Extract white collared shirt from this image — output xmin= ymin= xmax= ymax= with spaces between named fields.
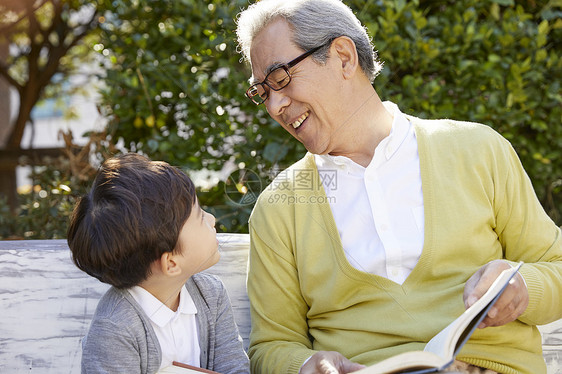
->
xmin=128 ymin=284 xmax=200 ymax=369
xmin=315 ymin=101 xmax=424 ymax=284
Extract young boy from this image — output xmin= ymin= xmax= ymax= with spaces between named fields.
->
xmin=67 ymin=153 xmax=249 ymax=374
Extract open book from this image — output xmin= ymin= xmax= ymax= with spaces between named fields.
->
xmin=354 ymin=262 xmax=523 ymax=374
xmin=158 ymin=361 xmax=220 ymax=374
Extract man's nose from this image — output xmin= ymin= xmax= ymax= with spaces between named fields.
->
xmin=265 ymin=89 xmax=290 ymax=117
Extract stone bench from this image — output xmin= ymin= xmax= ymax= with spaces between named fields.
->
xmin=1 ymin=236 xmax=561 ymax=373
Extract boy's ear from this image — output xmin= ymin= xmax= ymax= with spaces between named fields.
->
xmin=159 ymin=251 xmax=182 ymax=276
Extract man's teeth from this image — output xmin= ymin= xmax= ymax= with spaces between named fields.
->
xmin=291 ymin=113 xmax=309 ymax=129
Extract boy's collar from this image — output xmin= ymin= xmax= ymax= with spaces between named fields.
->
xmin=128 ymin=284 xmax=197 ymax=327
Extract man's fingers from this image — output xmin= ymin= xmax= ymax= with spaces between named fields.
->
xmin=318 ymin=358 xmax=339 ymax=374
xmin=465 ymin=262 xmax=529 ymax=328
xmin=463 ymin=266 xmax=487 ymax=308
xmin=468 ymin=266 xmax=500 ymax=302
xmin=301 ymin=351 xmax=364 ymax=374
xmin=483 ymin=279 xmax=528 ymax=327
xmin=345 ymin=362 xmax=367 ymax=373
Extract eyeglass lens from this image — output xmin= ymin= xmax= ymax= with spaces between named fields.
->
xmin=247 ymin=67 xmax=291 ymax=104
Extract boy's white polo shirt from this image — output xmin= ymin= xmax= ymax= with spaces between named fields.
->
xmin=129 ymin=284 xmax=200 ymax=369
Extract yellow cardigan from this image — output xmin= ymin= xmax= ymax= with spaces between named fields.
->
xmin=248 ymin=116 xmax=562 ymax=374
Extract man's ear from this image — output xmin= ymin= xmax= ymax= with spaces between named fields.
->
xmin=159 ymin=251 xmax=182 ymax=276
xmin=331 ymin=36 xmax=359 ymax=80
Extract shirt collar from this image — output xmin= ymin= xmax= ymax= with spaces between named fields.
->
xmin=315 ymin=152 xmax=364 ymax=175
xmin=380 ymin=101 xmax=411 ymax=162
xmin=315 ymin=101 xmax=411 ymax=172
xmin=128 ymin=284 xmax=198 ymax=327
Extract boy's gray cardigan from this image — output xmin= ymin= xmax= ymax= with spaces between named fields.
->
xmin=81 ymin=272 xmax=250 ymax=374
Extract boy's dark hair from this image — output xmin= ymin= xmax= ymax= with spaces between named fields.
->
xmin=67 ymin=153 xmax=196 ymax=289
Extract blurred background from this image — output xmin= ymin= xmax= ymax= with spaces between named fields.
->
xmin=0 ymin=0 xmax=560 ymax=239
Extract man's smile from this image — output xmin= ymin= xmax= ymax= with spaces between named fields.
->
xmin=288 ymin=111 xmax=310 ymax=129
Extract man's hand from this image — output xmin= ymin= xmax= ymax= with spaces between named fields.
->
xmin=463 ymin=260 xmax=528 ymax=328
xmin=300 ymin=351 xmax=365 ymax=374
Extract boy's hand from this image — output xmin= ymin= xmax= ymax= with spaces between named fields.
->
xmin=300 ymin=351 xmax=365 ymax=374
xmin=463 ymin=260 xmax=528 ymax=328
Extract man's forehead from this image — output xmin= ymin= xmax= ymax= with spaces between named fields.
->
xmin=248 ymin=18 xmax=295 ymax=82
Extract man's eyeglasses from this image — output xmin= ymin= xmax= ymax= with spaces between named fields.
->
xmin=245 ymin=40 xmax=332 ymax=105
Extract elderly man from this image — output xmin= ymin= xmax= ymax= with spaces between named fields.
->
xmin=235 ymin=1 xmax=562 ymax=373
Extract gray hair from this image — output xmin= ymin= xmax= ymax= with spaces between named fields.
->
xmin=236 ymin=0 xmax=383 ymax=82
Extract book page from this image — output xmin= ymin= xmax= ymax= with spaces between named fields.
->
xmin=423 ymin=262 xmax=523 ymax=361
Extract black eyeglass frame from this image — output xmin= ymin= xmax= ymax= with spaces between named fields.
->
xmin=245 ymin=40 xmax=332 ymax=105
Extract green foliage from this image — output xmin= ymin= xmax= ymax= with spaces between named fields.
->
xmin=4 ymin=0 xmax=559 ymax=239
xmin=0 ymin=0 xmax=104 ymax=139
xmin=97 ymin=0 xmax=561 ymax=232
xmin=0 ymin=0 xmax=101 ymax=83
xmin=0 ymin=157 xmax=90 ymax=240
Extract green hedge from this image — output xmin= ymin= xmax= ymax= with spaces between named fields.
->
xmin=2 ymin=0 xmax=560 ymax=238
